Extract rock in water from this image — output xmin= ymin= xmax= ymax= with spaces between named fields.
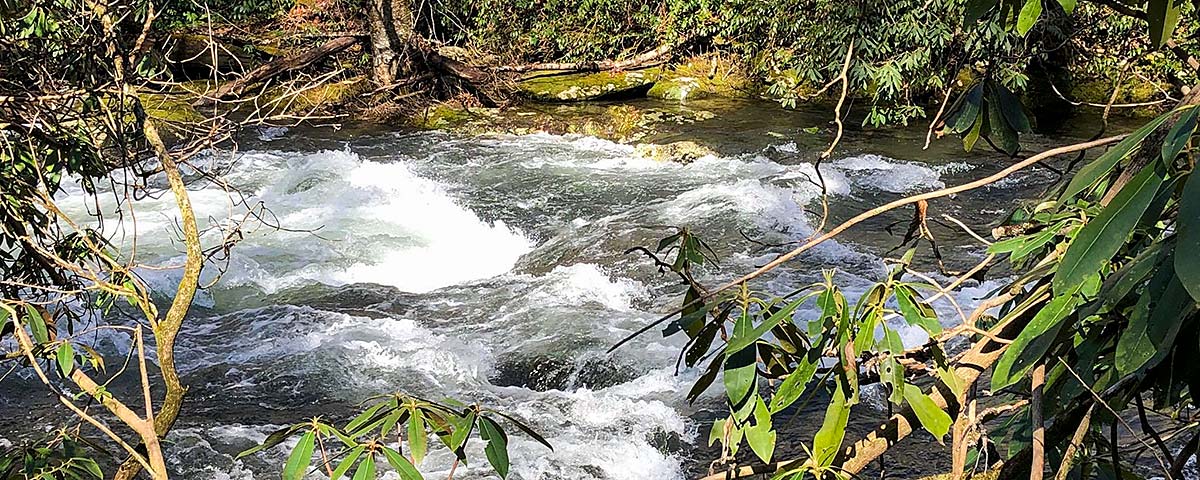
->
xmin=634 ymin=141 xmax=715 ymax=164
xmin=518 ymin=68 xmax=661 ymax=102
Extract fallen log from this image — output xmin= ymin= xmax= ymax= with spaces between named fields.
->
xmin=194 ymin=36 xmax=358 ymax=107
xmin=493 ymin=39 xmax=684 ymax=73
xmin=409 ymin=36 xmax=499 ymax=107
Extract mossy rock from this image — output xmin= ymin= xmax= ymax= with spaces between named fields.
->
xmin=915 ymin=471 xmax=998 ymax=480
xmin=410 ymin=102 xmax=493 ymax=129
xmin=289 ymin=78 xmax=370 ymax=112
xmin=648 ymin=76 xmax=703 ymax=101
xmin=633 ymin=140 xmax=715 ymax=164
xmin=1068 ymin=76 xmax=1172 ymax=117
xmin=648 ymin=56 xmax=753 ymax=101
xmin=261 ymin=77 xmax=370 ymax=115
xmin=137 ymin=92 xmax=204 ymax=124
xmin=518 ymin=68 xmax=662 ymax=102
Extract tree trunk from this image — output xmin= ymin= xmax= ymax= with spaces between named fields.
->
xmin=366 ymin=0 xmax=414 ymax=86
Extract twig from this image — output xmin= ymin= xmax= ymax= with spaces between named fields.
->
xmin=1055 ymin=403 xmax=1095 ymax=480
xmin=1031 ymin=363 xmax=1046 ymax=480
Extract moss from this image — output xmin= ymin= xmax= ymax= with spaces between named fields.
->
xmin=1069 ymin=76 xmax=1172 ymax=117
xmin=260 ymin=77 xmax=370 ymax=115
xmin=649 ymin=56 xmax=753 ymax=101
xmin=289 ymin=78 xmax=369 ymax=111
xmin=915 ymin=471 xmax=998 ymax=480
xmin=518 ymin=68 xmax=662 ymax=102
xmin=633 ymin=140 xmax=715 ymax=163
xmin=136 ymin=93 xmax=204 ymax=123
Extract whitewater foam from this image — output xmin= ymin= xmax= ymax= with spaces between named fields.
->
xmin=829 ymin=154 xmax=946 ymax=194
xmin=58 ymin=148 xmax=533 ymax=295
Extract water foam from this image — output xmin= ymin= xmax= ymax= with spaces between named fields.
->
xmin=59 ymin=148 xmax=533 ymax=295
xmin=829 ymin=154 xmax=945 ymax=194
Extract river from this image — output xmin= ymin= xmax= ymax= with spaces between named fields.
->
xmin=2 ymin=98 xmax=1129 ymax=479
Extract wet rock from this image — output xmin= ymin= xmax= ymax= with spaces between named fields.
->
xmin=646 ymin=427 xmax=686 ymax=454
xmin=634 ymin=140 xmax=715 ymax=164
xmin=648 ymin=56 xmax=753 ymax=101
xmin=518 ymin=68 xmax=662 ymax=102
xmin=648 ymin=75 xmax=702 ymax=101
xmin=490 ymin=354 xmax=638 ymax=391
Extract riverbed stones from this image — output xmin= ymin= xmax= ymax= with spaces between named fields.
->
xmin=634 ymin=140 xmax=715 ymax=164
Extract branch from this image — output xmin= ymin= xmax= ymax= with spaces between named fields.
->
xmin=610 ymin=135 xmax=1126 ymax=353
xmin=112 ymin=103 xmax=206 ymax=480
xmin=194 ymin=36 xmax=359 ymax=106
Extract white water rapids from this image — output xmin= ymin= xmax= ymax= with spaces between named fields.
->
xmin=8 ymin=119 xmax=1056 ymax=479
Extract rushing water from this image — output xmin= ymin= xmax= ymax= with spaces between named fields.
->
xmin=1 ymin=99 xmax=1127 ymax=479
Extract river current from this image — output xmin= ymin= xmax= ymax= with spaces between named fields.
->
xmin=2 ymin=99 xmax=1122 ymax=479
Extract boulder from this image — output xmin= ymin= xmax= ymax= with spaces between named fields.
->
xmin=634 ymin=140 xmax=715 ymax=164
xmin=517 ymin=68 xmax=662 ymax=102
xmin=647 ymin=56 xmax=753 ymax=101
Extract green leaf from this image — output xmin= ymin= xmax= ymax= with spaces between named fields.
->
xmin=1054 ymin=163 xmax=1167 ymax=293
xmin=991 ymin=291 xmax=1081 ymax=391
xmin=993 ymin=82 xmax=1032 ymax=133
xmin=25 ymin=305 xmax=48 ymax=344
xmin=1089 ymin=241 xmax=1167 ymax=315
xmin=382 ymin=446 xmax=423 ymax=480
xmin=236 ymin=425 xmax=297 ymax=460
xmin=963 ymin=111 xmax=985 ymax=152
xmin=1116 ymin=268 xmax=1197 ymax=375
xmin=1061 ymin=112 xmax=1172 ymax=201
xmin=56 ymin=343 xmax=74 ymax=376
xmin=745 ymin=397 xmax=776 ymax=463
xmin=724 ymin=311 xmax=757 ymax=407
xmin=407 ymin=409 xmax=426 ymax=466
xmin=448 ymin=412 xmax=475 ymax=452
xmin=1163 ymin=107 xmax=1198 ymax=163
xmin=709 ymin=418 xmax=726 ymax=446
xmin=330 ymin=446 xmax=365 ymax=480
xmin=811 ymin=382 xmax=851 ymax=467
xmin=727 ymin=295 xmax=808 ymax=354
xmin=282 ymin=431 xmax=316 ymax=480
xmin=1016 ymin=0 xmax=1042 ymax=35
xmin=948 ymin=83 xmax=984 ymax=134
xmin=478 ymin=418 xmax=510 ymax=478
xmin=1177 ymin=172 xmax=1200 ymax=302
xmin=656 ymin=232 xmax=681 ymax=253
xmin=895 ymin=285 xmax=941 ymax=335
xmin=769 ymin=354 xmax=818 ymax=413
xmin=1007 ymin=225 xmax=1061 ymax=264
xmin=1146 ymin=0 xmax=1182 ymax=48
xmin=489 ymin=412 xmax=552 ymax=451
xmin=1057 ymin=0 xmax=1076 ymax=13
xmin=351 ymin=453 xmax=375 ymax=480
xmin=903 ymin=384 xmax=952 ymax=441
xmin=986 ymin=89 xmax=1020 ymax=156
xmin=77 ymin=458 xmax=102 ymax=479
xmin=345 ymin=402 xmax=387 ymax=435
xmin=688 ymin=354 xmax=723 ymax=403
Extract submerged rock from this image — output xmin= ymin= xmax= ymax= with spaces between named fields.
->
xmin=634 ymin=140 xmax=715 ymax=164
xmin=517 ymin=68 xmax=662 ymax=102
